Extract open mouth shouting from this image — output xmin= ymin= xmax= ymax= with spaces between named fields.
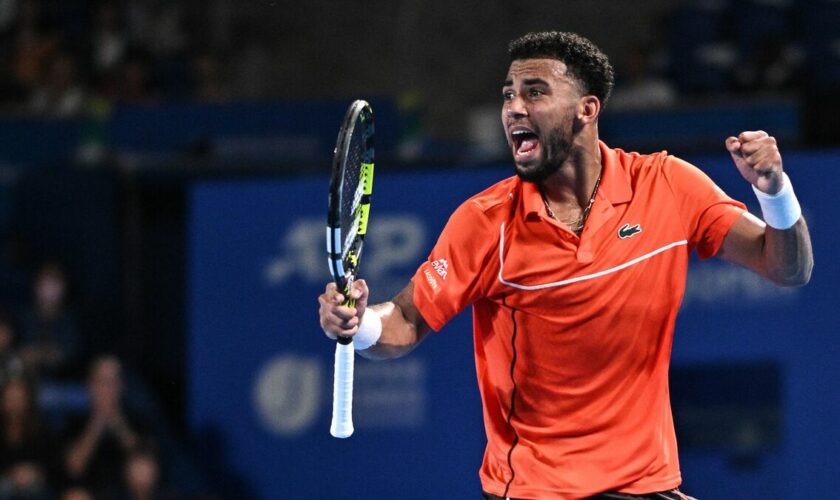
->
xmin=510 ymin=126 xmax=540 ymax=162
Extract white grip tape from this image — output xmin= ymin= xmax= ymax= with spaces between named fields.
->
xmin=330 ymin=341 xmax=354 ymax=438
xmin=752 ymin=173 xmax=801 ymax=230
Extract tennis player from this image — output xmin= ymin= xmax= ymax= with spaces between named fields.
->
xmin=318 ymin=31 xmax=813 ymax=500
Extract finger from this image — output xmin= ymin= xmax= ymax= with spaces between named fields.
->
xmin=744 ymin=157 xmax=775 ymax=175
xmin=320 ymin=318 xmax=345 ymax=340
xmin=324 ymin=282 xmax=340 ymax=300
xmin=334 ymin=314 xmax=360 ymax=329
xmin=725 ymin=136 xmax=740 ymax=153
xmin=332 ymin=304 xmax=358 ymax=321
xmin=351 ymin=279 xmax=370 ymax=310
xmin=738 ymin=130 xmax=768 ymax=143
xmin=350 ymin=279 xmax=369 ymax=297
xmin=321 ymin=283 xmax=345 ymax=304
xmin=318 ymin=296 xmax=358 ymax=331
xmin=726 ymin=138 xmax=746 ymax=162
xmin=322 ymin=325 xmax=356 ymax=339
xmin=318 ymin=292 xmax=346 ymax=310
xmin=320 ymin=312 xmax=360 ymax=338
xmin=749 ymin=155 xmax=781 ymax=176
xmin=324 ymin=312 xmax=360 ymax=329
xmin=738 ymin=136 xmax=777 ymax=156
xmin=323 ymin=318 xmax=359 ymax=337
xmin=330 ymin=325 xmax=359 ymax=338
xmin=741 ymin=143 xmax=781 ymax=169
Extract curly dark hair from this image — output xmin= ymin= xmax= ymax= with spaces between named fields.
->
xmin=509 ymin=31 xmax=615 ymax=106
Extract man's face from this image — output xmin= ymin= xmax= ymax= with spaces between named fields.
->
xmin=502 ymin=58 xmax=582 ymax=183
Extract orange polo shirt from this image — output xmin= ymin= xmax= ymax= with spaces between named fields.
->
xmin=411 ymin=141 xmax=745 ymax=499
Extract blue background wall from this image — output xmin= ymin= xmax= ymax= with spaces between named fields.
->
xmin=188 ymin=151 xmax=837 ymax=499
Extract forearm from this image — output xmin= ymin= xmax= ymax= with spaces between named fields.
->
xmin=65 ymin=427 xmax=99 ymax=476
xmin=721 ymin=211 xmax=813 ymax=287
xmin=358 ymin=303 xmax=427 ymax=360
xmin=320 ymin=280 xmax=431 ymax=359
xmin=763 ymin=217 xmax=813 ymax=286
xmin=751 ymin=172 xmax=813 ymax=286
xmin=113 ymin=418 xmax=139 ymax=450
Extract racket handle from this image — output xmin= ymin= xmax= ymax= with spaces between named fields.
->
xmin=330 ymin=338 xmax=355 ymax=438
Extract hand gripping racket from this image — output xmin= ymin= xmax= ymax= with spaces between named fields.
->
xmin=326 ymin=100 xmax=374 ymax=438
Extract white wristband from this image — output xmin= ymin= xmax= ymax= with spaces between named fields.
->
xmin=752 ymin=173 xmax=801 ymax=230
xmin=353 ymin=308 xmax=382 ymax=351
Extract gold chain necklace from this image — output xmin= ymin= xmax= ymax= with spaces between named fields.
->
xmin=542 ymin=173 xmax=602 ymax=235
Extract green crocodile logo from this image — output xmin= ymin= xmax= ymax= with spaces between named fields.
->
xmin=618 ymin=223 xmax=642 ymax=239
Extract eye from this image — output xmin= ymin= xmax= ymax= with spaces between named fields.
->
xmin=502 ymin=90 xmax=515 ymax=101
xmin=528 ymin=88 xmax=545 ymax=98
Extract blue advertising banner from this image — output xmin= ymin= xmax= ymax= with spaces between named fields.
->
xmin=189 ymin=151 xmax=838 ymax=499
xmin=189 ymin=168 xmax=502 ymax=498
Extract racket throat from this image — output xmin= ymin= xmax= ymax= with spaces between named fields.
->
xmin=338 ymin=294 xmax=356 ymax=345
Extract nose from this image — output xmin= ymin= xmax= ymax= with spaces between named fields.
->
xmin=504 ymin=95 xmax=527 ymax=119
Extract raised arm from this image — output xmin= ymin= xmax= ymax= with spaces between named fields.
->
xmin=318 ymin=280 xmax=431 ymax=360
xmin=718 ymin=131 xmax=814 ymax=286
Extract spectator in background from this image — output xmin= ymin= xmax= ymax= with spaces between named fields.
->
xmin=18 ymin=260 xmax=83 ymax=380
xmin=191 ymin=51 xmax=229 ymax=103
xmin=64 ymin=355 xmax=149 ymax=499
xmin=108 ymin=50 xmax=158 ymax=104
xmin=28 ymin=50 xmax=87 ymax=118
xmin=0 ymin=0 xmax=18 ymax=34
xmin=0 ymin=311 xmax=24 ymax=383
xmin=141 ymin=3 xmax=188 ymax=61
xmin=0 ymin=0 xmax=20 ymax=107
xmin=606 ymin=44 xmax=677 ymax=111
xmin=10 ymin=0 xmax=59 ymax=103
xmin=733 ymin=37 xmax=802 ymax=93
xmin=0 ymin=234 xmax=31 ymax=312
xmin=122 ymin=445 xmax=164 ymax=500
xmin=127 ymin=1 xmax=190 ymax=100
xmin=0 ymin=374 xmax=58 ymax=499
xmin=90 ymin=1 xmax=127 ymax=93
xmin=61 ymin=485 xmax=93 ymax=500
xmin=229 ymin=37 xmax=271 ymax=100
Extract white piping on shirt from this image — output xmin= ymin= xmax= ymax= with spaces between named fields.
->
xmin=497 ymin=222 xmax=688 ymax=290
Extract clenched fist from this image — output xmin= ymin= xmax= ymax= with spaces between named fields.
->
xmin=725 ymin=130 xmax=784 ymax=195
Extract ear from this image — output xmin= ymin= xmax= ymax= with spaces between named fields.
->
xmin=577 ymin=95 xmax=601 ymax=124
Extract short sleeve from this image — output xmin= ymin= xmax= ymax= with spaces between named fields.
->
xmin=663 ymin=156 xmax=746 ymax=259
xmin=411 ymin=199 xmax=497 ymax=331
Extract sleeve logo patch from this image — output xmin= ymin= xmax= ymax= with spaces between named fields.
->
xmin=618 ymin=223 xmax=643 ymax=239
xmin=431 ymin=258 xmax=449 ymax=280
xmin=423 ymin=268 xmax=439 ymax=291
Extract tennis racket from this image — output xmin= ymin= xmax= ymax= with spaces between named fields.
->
xmin=326 ymin=100 xmax=375 ymax=438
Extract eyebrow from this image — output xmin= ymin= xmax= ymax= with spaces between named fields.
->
xmin=502 ymin=77 xmax=550 ymax=87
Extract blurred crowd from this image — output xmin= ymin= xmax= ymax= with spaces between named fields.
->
xmin=611 ymin=0 xmax=839 ymax=112
xmin=0 ymin=259 xmax=192 ymax=500
xmin=0 ymin=0 xmax=233 ymax=119
xmin=0 ymin=0 xmax=835 ymax=121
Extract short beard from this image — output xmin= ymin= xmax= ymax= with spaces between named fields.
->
xmin=514 ymin=127 xmax=574 ymax=184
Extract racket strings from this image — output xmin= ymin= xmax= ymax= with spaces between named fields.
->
xmin=339 ymin=121 xmax=369 ymax=265
xmin=328 ymin=101 xmax=374 ymax=295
